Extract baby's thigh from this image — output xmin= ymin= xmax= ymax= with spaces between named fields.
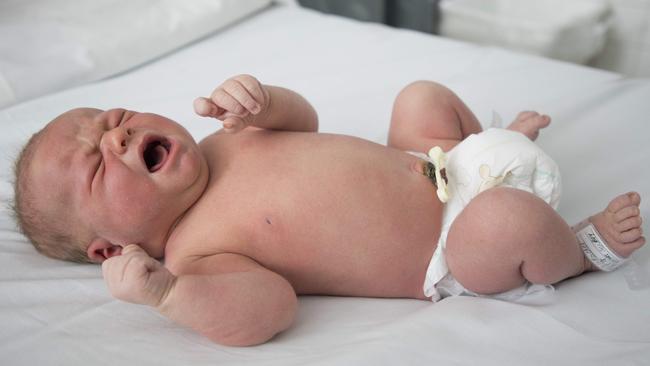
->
xmin=444 ymin=187 xmax=561 ymax=294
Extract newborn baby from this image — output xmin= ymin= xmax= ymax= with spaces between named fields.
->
xmin=13 ymin=75 xmax=645 ymax=346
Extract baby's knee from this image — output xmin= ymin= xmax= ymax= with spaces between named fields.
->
xmin=395 ymin=80 xmax=454 ymax=107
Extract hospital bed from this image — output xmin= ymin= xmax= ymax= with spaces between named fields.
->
xmin=1 ymin=1 xmax=648 ymax=364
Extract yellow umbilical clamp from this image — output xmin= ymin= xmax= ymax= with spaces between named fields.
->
xmin=428 ymin=146 xmax=449 ymax=203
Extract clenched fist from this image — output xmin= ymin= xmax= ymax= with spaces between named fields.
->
xmin=102 ymin=245 xmax=176 ymax=308
xmin=193 ymin=74 xmax=270 ymax=133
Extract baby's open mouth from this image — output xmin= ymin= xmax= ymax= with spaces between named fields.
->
xmin=143 ymin=137 xmax=171 ymax=173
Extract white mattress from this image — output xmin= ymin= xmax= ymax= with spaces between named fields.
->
xmin=1 ymin=5 xmax=649 ymax=365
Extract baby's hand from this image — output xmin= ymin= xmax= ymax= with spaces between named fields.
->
xmin=193 ymin=74 xmax=269 ymax=133
xmin=102 ymin=245 xmax=176 ymax=308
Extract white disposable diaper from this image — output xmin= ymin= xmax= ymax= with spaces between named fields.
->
xmin=412 ymin=128 xmax=562 ymax=302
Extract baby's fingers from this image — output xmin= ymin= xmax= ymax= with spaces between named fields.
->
xmin=232 ymin=74 xmax=266 ymax=109
xmin=222 ymin=116 xmax=247 ymax=133
xmin=121 ymin=244 xmax=144 ymax=255
xmin=222 ymin=79 xmax=262 ymax=115
xmin=193 ymin=97 xmax=225 ymax=118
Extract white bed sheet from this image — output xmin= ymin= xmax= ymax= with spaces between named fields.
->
xmin=0 ymin=0 xmax=273 ymax=109
xmin=1 ymin=4 xmax=649 ymax=365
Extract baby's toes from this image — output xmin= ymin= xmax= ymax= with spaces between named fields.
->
xmin=617 ymin=231 xmax=645 ymax=257
xmin=607 ymin=192 xmax=645 ymax=255
xmin=617 ymin=216 xmax=643 ymax=232
xmin=615 ymin=205 xmax=641 ymax=223
xmin=516 ymin=111 xmax=538 ymax=121
xmin=531 ymin=114 xmax=551 ymax=129
xmin=617 ymin=227 xmax=643 ymax=243
xmin=608 ymin=192 xmax=641 ymax=214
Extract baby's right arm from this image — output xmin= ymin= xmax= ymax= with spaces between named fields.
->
xmin=102 ymin=245 xmax=297 ymax=346
xmin=194 ymin=74 xmax=318 ymax=134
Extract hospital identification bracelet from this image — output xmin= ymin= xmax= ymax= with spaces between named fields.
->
xmin=575 ymin=221 xmax=627 ymax=272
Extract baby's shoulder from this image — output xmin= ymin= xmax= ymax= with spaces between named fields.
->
xmin=165 ymin=243 xmax=259 ymax=276
xmin=163 ymin=211 xmax=252 ymax=273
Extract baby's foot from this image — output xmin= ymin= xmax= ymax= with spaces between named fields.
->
xmin=506 ymin=111 xmax=551 ymax=141
xmin=581 ymin=192 xmax=645 ymax=272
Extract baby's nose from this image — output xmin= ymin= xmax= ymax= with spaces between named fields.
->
xmin=101 ymin=127 xmax=132 ymax=155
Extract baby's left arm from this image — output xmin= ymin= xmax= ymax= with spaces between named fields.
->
xmin=194 ymin=74 xmax=318 ymax=133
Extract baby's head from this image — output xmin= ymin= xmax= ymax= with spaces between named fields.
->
xmin=13 ymin=108 xmax=209 ymax=263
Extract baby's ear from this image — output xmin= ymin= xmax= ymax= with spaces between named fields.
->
xmin=86 ymin=238 xmax=123 ymax=264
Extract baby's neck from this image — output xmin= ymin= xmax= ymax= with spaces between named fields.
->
xmin=160 ymin=177 xmax=210 ymax=257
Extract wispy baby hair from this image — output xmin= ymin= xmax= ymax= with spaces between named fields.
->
xmin=12 ymin=130 xmax=90 ymax=263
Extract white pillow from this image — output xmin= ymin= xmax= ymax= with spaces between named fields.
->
xmin=0 ymin=0 xmax=272 ymax=109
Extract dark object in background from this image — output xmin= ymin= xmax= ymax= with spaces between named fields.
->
xmin=298 ymin=0 xmax=440 ymax=34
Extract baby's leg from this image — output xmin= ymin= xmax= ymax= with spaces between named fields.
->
xmin=445 ymin=188 xmax=645 ymax=295
xmin=388 ymin=81 xmax=483 ymax=152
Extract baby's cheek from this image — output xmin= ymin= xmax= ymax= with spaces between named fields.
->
xmin=109 ymin=178 xmax=161 ymax=218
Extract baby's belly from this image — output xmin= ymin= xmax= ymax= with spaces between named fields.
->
xmin=224 ymin=133 xmax=444 ymax=299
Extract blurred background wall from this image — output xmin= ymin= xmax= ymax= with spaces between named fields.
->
xmin=298 ymin=0 xmax=650 ymax=77
xmin=591 ymin=0 xmax=650 ymax=77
